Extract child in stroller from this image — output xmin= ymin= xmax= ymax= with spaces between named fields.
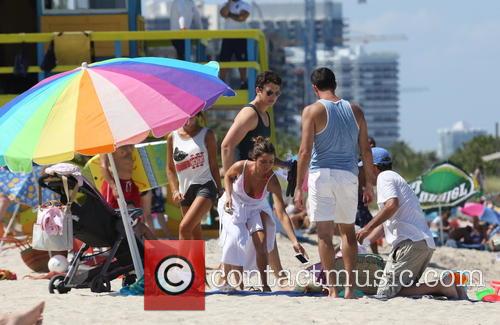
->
xmin=39 ymin=165 xmax=145 ymax=294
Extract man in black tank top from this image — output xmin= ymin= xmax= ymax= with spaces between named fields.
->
xmin=221 ymin=71 xmax=289 ymax=173
xmin=221 ymin=70 xmax=291 ymax=282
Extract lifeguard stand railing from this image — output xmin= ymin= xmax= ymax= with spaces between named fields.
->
xmin=0 ymin=30 xmax=269 ymax=112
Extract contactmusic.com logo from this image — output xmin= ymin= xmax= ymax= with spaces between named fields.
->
xmin=144 ymin=240 xmax=205 ymax=310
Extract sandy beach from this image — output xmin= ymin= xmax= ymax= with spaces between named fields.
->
xmin=1 ymin=234 xmax=499 ymax=325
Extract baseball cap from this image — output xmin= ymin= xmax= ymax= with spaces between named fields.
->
xmin=372 ymin=147 xmax=392 ymax=165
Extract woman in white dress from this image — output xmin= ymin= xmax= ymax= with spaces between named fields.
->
xmin=219 ymin=136 xmax=306 ymax=291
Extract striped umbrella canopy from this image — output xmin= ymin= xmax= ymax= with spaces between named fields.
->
xmin=0 ymin=57 xmax=234 ymax=172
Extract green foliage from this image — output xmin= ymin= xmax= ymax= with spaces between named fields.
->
xmin=388 ymin=141 xmax=438 ymax=180
xmin=275 ymin=131 xmax=300 ymax=159
xmin=449 ymin=135 xmax=500 ymax=176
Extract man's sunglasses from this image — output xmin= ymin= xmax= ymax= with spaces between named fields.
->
xmin=261 ymin=88 xmax=281 ymax=97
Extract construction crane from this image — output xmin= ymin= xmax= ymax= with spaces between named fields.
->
xmin=304 ymin=0 xmax=317 ymax=104
xmin=344 ymin=33 xmax=408 ymax=45
xmin=303 ymin=0 xmax=371 ymax=103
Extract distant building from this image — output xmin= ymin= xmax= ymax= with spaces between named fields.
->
xmin=438 ymin=121 xmax=487 ymax=159
xmin=247 ymin=1 xmax=344 ymax=50
xmin=246 ymin=1 xmax=346 ymax=135
xmin=332 ymin=47 xmax=400 ymax=147
xmin=280 ymin=46 xmax=400 ymax=146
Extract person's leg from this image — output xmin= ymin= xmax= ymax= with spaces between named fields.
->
xmin=331 ymin=170 xmax=359 ymax=298
xmin=0 ymin=196 xmax=10 ymax=237
xmin=179 ymin=196 xmax=212 ymax=240
xmin=337 ymin=223 xmax=358 ymax=299
xmin=251 ymin=230 xmax=271 ymax=291
xmin=172 ymin=40 xmax=185 ymax=60
xmin=236 ymin=39 xmax=247 ymax=87
xmin=218 ymin=39 xmax=232 ymax=82
xmin=0 ymin=301 xmax=44 ymax=325
xmin=398 ymin=278 xmax=459 ymax=299
xmin=222 ymin=263 xmax=244 ymax=290
xmin=259 ymin=212 xmax=285 ymax=285
xmin=316 ymin=221 xmax=338 ymax=297
xmin=140 ymin=191 xmax=154 ymax=231
xmin=377 ymin=240 xmax=436 ymax=299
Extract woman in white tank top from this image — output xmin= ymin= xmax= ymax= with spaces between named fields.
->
xmin=218 ymin=137 xmax=307 ymax=291
xmin=166 ymin=113 xmax=222 ymax=240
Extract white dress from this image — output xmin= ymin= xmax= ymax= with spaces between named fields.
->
xmin=218 ymin=161 xmax=276 ymax=269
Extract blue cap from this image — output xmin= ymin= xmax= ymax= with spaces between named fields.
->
xmin=372 ymin=147 xmax=392 ymax=165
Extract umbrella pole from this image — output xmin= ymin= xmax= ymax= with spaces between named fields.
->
xmin=0 ymin=203 xmax=21 ymax=252
xmin=107 ymin=153 xmax=144 ymax=278
xmin=438 ymin=205 xmax=444 ymax=245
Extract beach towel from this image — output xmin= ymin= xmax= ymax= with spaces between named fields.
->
xmin=300 ymin=254 xmax=386 ymax=295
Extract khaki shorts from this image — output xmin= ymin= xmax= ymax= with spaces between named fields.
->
xmin=377 ymin=239 xmax=434 ymax=298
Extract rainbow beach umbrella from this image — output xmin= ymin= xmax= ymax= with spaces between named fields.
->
xmin=0 ymin=57 xmax=234 ymax=172
xmin=0 ymin=57 xmax=234 ymax=278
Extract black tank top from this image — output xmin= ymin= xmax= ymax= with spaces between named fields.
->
xmin=236 ymin=104 xmax=271 ymax=160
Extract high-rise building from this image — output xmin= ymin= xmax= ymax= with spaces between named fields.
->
xmin=246 ymin=1 xmax=346 ymax=135
xmin=437 ymin=121 xmax=487 ymax=159
xmin=278 ymin=45 xmax=400 ymax=146
xmin=332 ymin=47 xmax=400 ymax=147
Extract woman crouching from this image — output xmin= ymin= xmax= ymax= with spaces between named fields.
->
xmin=219 ymin=136 xmax=306 ymax=291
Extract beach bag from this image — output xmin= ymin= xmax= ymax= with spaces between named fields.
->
xmin=32 ymin=176 xmax=78 ymax=251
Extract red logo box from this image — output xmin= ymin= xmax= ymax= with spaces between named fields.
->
xmin=144 ymin=240 xmax=205 ymax=310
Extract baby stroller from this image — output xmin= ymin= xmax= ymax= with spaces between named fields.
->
xmin=39 ymin=169 xmax=144 ymax=294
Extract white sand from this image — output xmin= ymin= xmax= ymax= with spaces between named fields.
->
xmin=1 ymin=235 xmax=499 ymax=325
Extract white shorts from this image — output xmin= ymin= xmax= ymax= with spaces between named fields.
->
xmin=307 ymin=168 xmax=358 ymax=224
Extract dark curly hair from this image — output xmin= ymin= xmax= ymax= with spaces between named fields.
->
xmin=256 ymin=71 xmax=282 ymax=89
xmin=249 ymin=136 xmax=275 ymax=160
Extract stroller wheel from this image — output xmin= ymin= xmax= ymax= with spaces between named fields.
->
xmin=49 ymin=275 xmax=71 ymax=294
xmin=90 ymin=275 xmax=111 ymax=293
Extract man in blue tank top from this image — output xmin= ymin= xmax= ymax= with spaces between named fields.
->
xmin=294 ymin=67 xmax=375 ymax=298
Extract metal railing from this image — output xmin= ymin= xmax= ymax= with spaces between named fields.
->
xmin=0 ymin=29 xmax=269 ymax=108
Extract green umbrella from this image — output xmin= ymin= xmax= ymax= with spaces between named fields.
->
xmin=410 ymin=162 xmax=477 ymax=210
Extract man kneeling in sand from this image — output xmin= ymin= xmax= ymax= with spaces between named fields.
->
xmin=356 ymin=147 xmax=466 ymax=299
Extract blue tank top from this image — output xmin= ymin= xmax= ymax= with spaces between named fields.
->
xmin=310 ymin=99 xmax=359 ymax=175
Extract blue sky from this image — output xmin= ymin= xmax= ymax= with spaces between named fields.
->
xmin=171 ymin=0 xmax=500 ymax=151
xmin=337 ymin=0 xmax=500 ymax=151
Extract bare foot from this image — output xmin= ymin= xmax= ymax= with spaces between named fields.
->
xmin=3 ymin=301 xmax=44 ymax=325
xmin=262 ymin=285 xmax=272 ymax=292
xmin=326 ymin=286 xmax=339 ymax=298
xmin=344 ymin=287 xmax=357 ymax=299
xmin=440 ymin=283 xmax=459 ymax=300
xmin=455 ymin=285 xmax=468 ymax=300
xmin=440 ymin=274 xmax=459 ymax=300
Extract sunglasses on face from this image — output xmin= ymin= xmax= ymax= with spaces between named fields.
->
xmin=261 ymin=88 xmax=281 ymax=97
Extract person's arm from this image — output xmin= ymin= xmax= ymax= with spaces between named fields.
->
xmin=100 ymin=154 xmax=117 ymax=196
xmin=357 ymin=198 xmax=399 ymax=243
xmin=221 ymin=107 xmax=259 ymax=174
xmin=273 ymin=157 xmax=291 ymax=170
xmin=205 ymin=129 xmax=223 ymax=196
xmin=220 ymin=1 xmax=230 ymax=17
xmin=294 ymin=104 xmax=316 ymax=210
xmin=228 ymin=9 xmax=249 ymax=22
xmin=352 ymin=103 xmax=374 ymax=205
xmin=268 ymin=176 xmax=307 ymax=256
xmin=223 ymin=161 xmax=244 ymax=211
xmin=166 ymin=133 xmax=183 ymax=203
